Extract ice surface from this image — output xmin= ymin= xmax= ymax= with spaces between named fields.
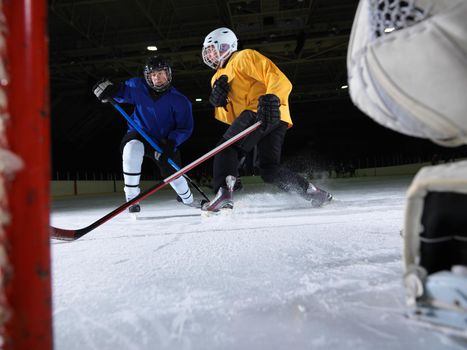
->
xmin=50 ymin=176 xmax=467 ymax=349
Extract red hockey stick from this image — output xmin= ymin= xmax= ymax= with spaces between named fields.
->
xmin=51 ymin=121 xmax=261 ymax=241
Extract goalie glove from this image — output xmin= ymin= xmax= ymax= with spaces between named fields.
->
xmin=347 ymin=0 xmax=467 ymax=146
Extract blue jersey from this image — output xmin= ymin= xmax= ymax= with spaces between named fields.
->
xmin=113 ymin=78 xmax=193 ymax=147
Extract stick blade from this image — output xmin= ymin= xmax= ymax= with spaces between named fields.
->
xmin=50 ymin=226 xmax=80 ymax=241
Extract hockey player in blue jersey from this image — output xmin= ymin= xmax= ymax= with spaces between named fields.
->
xmin=93 ymin=55 xmax=199 ymax=213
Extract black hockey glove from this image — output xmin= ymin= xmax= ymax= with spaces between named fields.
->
xmin=209 ymin=75 xmax=230 ymax=108
xmin=257 ymin=94 xmax=281 ymax=129
xmin=92 ymin=79 xmax=119 ymax=103
xmin=154 ymin=139 xmax=176 ymax=164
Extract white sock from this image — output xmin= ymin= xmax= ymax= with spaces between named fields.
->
xmin=122 ymin=139 xmax=144 ymax=201
xmin=170 ymin=176 xmax=193 ymax=204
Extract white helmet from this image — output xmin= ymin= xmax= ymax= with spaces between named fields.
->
xmin=202 ymin=27 xmax=238 ymax=69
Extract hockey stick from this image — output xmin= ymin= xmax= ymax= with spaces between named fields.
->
xmin=50 ymin=121 xmax=262 ymax=241
xmin=110 ymin=100 xmax=210 ymax=202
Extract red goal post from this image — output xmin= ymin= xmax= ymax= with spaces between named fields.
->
xmin=1 ymin=0 xmax=52 ymax=349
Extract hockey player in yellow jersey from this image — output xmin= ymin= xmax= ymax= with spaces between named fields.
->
xmin=201 ymin=27 xmax=332 ymax=212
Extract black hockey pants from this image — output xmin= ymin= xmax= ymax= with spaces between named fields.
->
xmin=212 ymin=110 xmax=310 ymax=196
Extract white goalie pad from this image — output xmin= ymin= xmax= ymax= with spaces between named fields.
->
xmin=404 ymin=161 xmax=467 ymax=338
xmin=404 ymin=160 xmax=467 ymax=272
xmin=347 ymin=0 xmax=467 ymax=146
xmin=403 ymin=161 xmax=467 ymax=336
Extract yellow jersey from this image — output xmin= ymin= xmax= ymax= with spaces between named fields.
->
xmin=210 ymin=49 xmax=293 ymax=127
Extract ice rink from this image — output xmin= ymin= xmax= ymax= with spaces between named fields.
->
xmin=50 ymin=175 xmax=466 ymax=349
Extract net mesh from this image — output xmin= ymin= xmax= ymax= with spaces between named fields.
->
xmin=370 ymin=0 xmax=431 ymax=38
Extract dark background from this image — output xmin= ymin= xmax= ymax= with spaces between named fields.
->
xmin=49 ymin=0 xmax=467 ymax=181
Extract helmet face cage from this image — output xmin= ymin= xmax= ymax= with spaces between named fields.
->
xmin=202 ymin=28 xmax=238 ymax=69
xmin=202 ymin=45 xmax=222 ymax=70
xmin=144 ymin=56 xmax=172 ymax=92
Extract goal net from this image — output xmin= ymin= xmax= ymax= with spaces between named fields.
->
xmin=0 ymin=0 xmax=52 ymax=349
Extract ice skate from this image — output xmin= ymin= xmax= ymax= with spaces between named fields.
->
xmin=201 ymin=176 xmax=236 ymax=215
xmin=128 ymin=203 xmax=141 ymax=219
xmin=185 ymin=198 xmax=209 ymax=209
xmin=176 ymin=193 xmax=208 ymax=209
xmin=305 ymin=184 xmax=333 ymax=208
xmin=124 ymin=184 xmax=141 ymax=218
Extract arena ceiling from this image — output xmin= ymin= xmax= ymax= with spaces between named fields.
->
xmin=49 ymin=0 xmax=359 ymax=105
